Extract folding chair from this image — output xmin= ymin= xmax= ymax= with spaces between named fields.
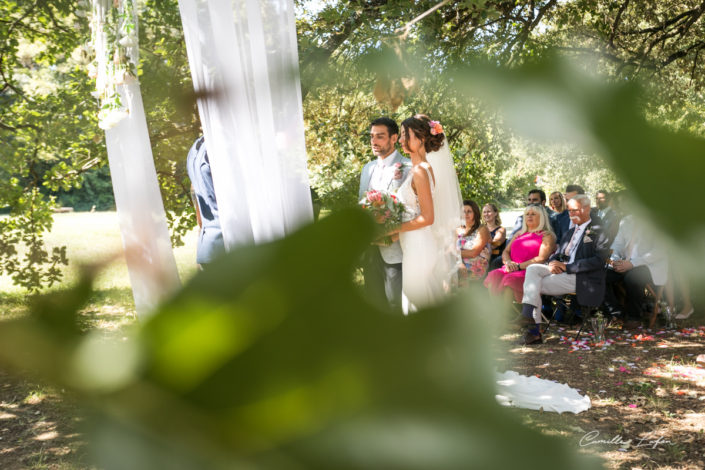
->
xmin=543 ymin=293 xmax=598 ymax=341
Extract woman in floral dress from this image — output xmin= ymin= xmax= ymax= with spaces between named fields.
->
xmin=457 ymin=200 xmax=491 ymax=284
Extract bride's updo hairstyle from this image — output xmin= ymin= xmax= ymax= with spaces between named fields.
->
xmin=401 ymin=114 xmax=445 ymax=153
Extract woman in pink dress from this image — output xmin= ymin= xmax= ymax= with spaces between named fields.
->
xmin=484 ymin=205 xmax=556 ymax=302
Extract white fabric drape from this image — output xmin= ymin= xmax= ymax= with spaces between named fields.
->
xmin=178 ymin=0 xmax=313 ymax=248
xmin=90 ymin=0 xmax=181 ymax=317
xmin=105 ymin=80 xmax=181 ymax=316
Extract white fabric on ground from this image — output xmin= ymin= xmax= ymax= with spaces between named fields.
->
xmin=495 ymin=370 xmax=591 ymax=414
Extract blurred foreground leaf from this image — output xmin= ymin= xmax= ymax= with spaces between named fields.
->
xmin=0 ymin=210 xmax=601 ymax=469
xmin=444 ymin=56 xmax=705 ymax=240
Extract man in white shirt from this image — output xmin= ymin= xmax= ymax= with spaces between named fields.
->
xmin=359 ymin=117 xmax=411 ymax=311
xmin=603 ymin=213 xmax=668 ymax=328
xmin=518 ymin=194 xmax=611 ymax=344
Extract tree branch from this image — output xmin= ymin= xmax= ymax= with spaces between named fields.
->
xmin=504 ymin=0 xmax=557 ymax=66
xmin=608 ymin=0 xmax=630 ymax=50
xmin=44 ymin=3 xmax=73 ymax=35
xmin=661 ymin=39 xmax=705 ymax=67
xmin=554 ymin=45 xmax=650 ymax=70
xmin=299 ymin=0 xmax=388 ymax=98
xmin=623 ymin=7 xmax=699 ymax=35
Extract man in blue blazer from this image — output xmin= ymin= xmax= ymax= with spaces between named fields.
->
xmin=518 ymin=194 xmax=611 ymax=344
xmin=359 ymin=117 xmax=411 ymax=311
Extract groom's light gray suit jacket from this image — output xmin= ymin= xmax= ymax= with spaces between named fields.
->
xmin=359 ymin=150 xmax=411 ymax=264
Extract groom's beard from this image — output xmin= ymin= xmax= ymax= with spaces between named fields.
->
xmin=372 ymin=144 xmax=394 ymax=158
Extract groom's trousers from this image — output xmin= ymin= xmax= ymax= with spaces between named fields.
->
xmin=362 ymin=247 xmax=402 ymax=312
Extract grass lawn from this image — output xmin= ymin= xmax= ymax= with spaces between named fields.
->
xmin=0 ymin=211 xmax=703 ymax=469
xmin=0 ymin=211 xmax=199 ymax=311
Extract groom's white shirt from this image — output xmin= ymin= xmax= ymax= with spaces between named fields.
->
xmin=359 ymin=149 xmax=411 ymax=264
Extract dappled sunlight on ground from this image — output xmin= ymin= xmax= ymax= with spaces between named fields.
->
xmin=500 ymin=315 xmax=705 ymax=469
xmin=0 ymin=372 xmax=87 ymax=469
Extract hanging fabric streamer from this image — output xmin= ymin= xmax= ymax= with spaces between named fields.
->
xmin=178 ymin=0 xmax=313 ymax=248
xmin=89 ymin=0 xmax=181 ymax=316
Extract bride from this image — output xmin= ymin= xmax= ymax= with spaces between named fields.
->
xmin=390 ymin=115 xmax=464 ymax=313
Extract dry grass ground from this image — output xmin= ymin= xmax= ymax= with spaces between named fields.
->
xmin=499 ymin=317 xmax=705 ymax=470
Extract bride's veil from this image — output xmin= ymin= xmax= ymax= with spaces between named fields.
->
xmin=427 ymin=138 xmax=464 ymax=290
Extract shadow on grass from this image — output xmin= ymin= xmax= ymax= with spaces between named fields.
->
xmin=77 ymin=287 xmax=137 ymax=334
xmin=0 ymin=287 xmax=138 ymax=336
xmin=0 ymin=291 xmax=32 ymax=321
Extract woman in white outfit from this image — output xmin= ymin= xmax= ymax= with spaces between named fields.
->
xmin=390 ymin=115 xmax=463 ymax=313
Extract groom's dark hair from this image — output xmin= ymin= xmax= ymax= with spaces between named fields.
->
xmin=370 ymin=117 xmax=399 ymax=137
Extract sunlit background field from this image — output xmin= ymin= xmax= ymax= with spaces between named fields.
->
xmin=0 ymin=209 xmax=523 ymax=308
xmin=0 ymin=212 xmax=200 ymax=318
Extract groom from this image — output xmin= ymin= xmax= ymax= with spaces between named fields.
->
xmin=359 ymin=117 xmax=411 ymax=311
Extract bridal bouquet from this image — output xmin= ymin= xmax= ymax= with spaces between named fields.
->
xmin=359 ymin=190 xmax=405 ymax=245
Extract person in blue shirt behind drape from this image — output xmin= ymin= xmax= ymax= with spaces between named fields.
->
xmin=187 ymin=136 xmax=225 ymax=269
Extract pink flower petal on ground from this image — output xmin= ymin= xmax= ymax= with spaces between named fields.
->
xmin=616 ymin=381 xmax=623 ymax=386
xmin=628 ymin=404 xmax=638 ymax=408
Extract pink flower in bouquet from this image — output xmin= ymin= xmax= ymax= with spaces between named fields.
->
xmin=367 ymin=190 xmax=381 ymax=202
xmin=359 ymin=189 xmax=406 ymax=245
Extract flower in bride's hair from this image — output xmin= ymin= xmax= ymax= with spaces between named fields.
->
xmin=429 ymin=120 xmax=444 ymax=135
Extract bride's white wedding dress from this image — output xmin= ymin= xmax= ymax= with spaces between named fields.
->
xmin=397 ymin=166 xmax=443 ymax=313
xmin=397 ymin=139 xmax=464 ymax=314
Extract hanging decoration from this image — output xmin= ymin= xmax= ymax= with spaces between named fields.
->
xmin=85 ymin=0 xmax=181 ymax=317
xmin=88 ymin=0 xmax=139 ymax=130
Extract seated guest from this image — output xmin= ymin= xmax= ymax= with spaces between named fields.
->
xmin=508 ymin=189 xmax=554 ymax=241
xmin=549 ymin=191 xmax=566 ymax=214
xmin=482 ymin=203 xmax=506 ymax=265
xmin=484 ymin=205 xmax=555 ymax=302
xmin=518 ymin=194 xmax=611 ymax=344
xmin=595 ymin=189 xmax=618 ymax=244
xmin=551 ymin=184 xmax=592 ymax=322
xmin=457 ymin=200 xmax=491 ymax=284
xmin=603 ymin=211 xmax=668 ymax=329
xmin=563 ymin=184 xmax=585 ymax=201
xmin=552 ymin=184 xmax=585 ymax=242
